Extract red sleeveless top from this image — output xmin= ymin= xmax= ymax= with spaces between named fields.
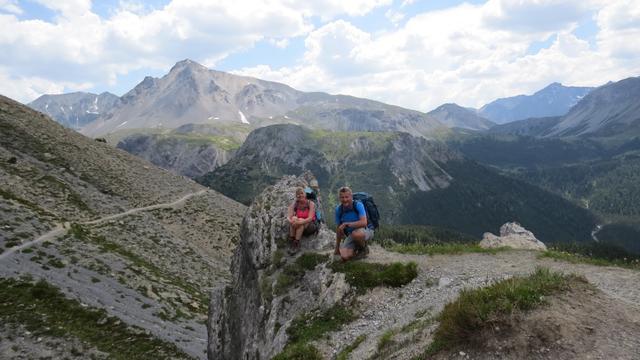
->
xmin=294 ymin=200 xmax=316 ymax=220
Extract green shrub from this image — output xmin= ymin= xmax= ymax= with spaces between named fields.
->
xmin=272 ymin=343 xmax=323 ymax=360
xmin=330 ymin=261 xmax=418 ymax=292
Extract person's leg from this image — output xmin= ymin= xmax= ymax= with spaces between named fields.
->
xmin=350 ymin=229 xmax=367 ymax=248
xmin=289 ymin=223 xmax=296 ymax=240
xmin=339 ymin=235 xmax=356 ymax=261
xmin=295 ymin=223 xmax=304 ymax=241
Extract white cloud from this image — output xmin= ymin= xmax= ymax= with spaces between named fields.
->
xmin=236 ymin=1 xmax=640 ymax=111
xmin=0 ymin=0 xmax=21 ymax=14
xmin=0 ymin=67 xmax=93 ymax=102
xmin=385 ymin=9 xmax=405 ymax=26
xmin=0 ymin=0 xmax=390 ymax=103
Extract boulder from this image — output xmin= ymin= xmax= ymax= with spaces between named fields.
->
xmin=480 ymin=222 xmax=547 ymax=251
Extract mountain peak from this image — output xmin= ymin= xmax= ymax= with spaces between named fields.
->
xmin=169 ymin=59 xmax=208 ymax=73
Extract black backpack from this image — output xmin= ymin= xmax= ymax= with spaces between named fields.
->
xmin=339 ymin=192 xmax=380 ymax=230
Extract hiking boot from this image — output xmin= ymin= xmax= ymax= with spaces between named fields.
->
xmin=288 ymin=239 xmax=300 ymax=255
xmin=353 ymin=244 xmax=370 ymax=260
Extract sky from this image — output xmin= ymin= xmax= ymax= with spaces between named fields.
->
xmin=1 ymin=0 xmax=639 ymax=111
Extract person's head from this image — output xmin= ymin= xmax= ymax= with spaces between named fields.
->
xmin=295 ymin=187 xmax=306 ymax=202
xmin=338 ymin=186 xmax=353 ymax=206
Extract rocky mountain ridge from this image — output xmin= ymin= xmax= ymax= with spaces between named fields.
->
xmin=546 ymin=76 xmax=640 ymax=138
xmin=79 ymin=59 xmax=447 ymax=138
xmin=28 ymin=91 xmax=120 ymax=130
xmin=0 ymin=95 xmax=245 ymax=358
xmin=427 ymin=103 xmax=495 ymax=130
xmin=478 ymin=82 xmax=594 ymax=124
xmin=116 ymin=123 xmax=250 ymax=178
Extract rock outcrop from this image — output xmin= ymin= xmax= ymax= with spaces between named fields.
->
xmin=480 ymin=222 xmax=547 ymax=251
xmin=207 ymin=173 xmax=349 ymax=360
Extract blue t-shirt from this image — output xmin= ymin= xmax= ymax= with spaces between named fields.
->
xmin=335 ymin=201 xmax=372 ymax=234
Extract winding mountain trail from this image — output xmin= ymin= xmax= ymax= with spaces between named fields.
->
xmin=0 ymin=189 xmax=209 ymax=261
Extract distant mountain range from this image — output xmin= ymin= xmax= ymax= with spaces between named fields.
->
xmin=28 ymin=91 xmax=120 ymax=129
xmin=546 ymin=77 xmax=640 ymax=138
xmin=478 ymin=82 xmax=593 ymax=125
xmin=486 ymin=76 xmax=640 ymax=139
xmin=74 ymin=59 xmax=448 ymax=137
xmin=427 ymin=103 xmax=495 ymax=130
xmin=33 ymin=60 xmax=640 ymax=141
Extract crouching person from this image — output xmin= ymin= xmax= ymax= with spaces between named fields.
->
xmin=334 ymin=187 xmax=373 ymax=261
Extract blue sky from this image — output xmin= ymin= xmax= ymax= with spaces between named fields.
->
xmin=1 ymin=0 xmax=638 ymax=111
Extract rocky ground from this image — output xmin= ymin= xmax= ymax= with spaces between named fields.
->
xmin=316 ymin=247 xmax=640 ymax=360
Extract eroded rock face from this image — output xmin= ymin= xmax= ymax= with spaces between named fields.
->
xmin=480 ymin=222 xmax=547 ymax=251
xmin=207 ymin=172 xmax=347 ymax=360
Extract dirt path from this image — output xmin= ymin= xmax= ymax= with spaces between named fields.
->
xmin=0 ymin=189 xmax=209 ymax=261
xmin=320 ymin=246 xmax=640 ymax=360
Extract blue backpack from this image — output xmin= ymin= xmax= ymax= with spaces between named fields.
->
xmin=338 ymin=192 xmax=380 ymax=230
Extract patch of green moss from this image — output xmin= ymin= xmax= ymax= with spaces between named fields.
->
xmin=330 ymin=261 xmax=418 ymax=293
xmin=274 ymin=253 xmax=329 ymax=295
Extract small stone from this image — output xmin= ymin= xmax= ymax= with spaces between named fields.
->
xmin=459 ymin=351 xmax=466 ymax=356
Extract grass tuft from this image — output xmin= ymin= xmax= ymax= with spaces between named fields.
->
xmin=274 ymin=252 xmax=329 ymax=295
xmin=425 ymin=267 xmax=583 ymax=355
xmin=330 ymin=261 xmax=418 ymax=293
xmin=336 ymin=334 xmax=366 ymax=360
xmin=387 ymin=242 xmax=508 ymax=256
xmin=272 ymin=343 xmax=323 ymax=360
xmin=274 ymin=304 xmax=357 ymax=360
xmin=540 ymin=242 xmax=640 ymax=270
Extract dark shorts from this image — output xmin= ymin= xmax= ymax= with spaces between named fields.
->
xmin=340 ymin=228 xmax=374 ymax=249
xmin=302 ymin=221 xmax=318 ymax=236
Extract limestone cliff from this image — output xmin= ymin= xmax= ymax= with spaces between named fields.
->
xmin=207 ymin=173 xmax=349 ymax=359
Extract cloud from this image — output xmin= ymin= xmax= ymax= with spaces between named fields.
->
xmin=235 ymin=1 xmax=640 ymax=111
xmin=0 ymin=67 xmax=93 ymax=102
xmin=0 ymin=0 xmax=390 ymax=102
xmin=0 ymin=0 xmax=21 ymax=14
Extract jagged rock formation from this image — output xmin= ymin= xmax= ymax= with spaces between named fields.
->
xmin=0 ymin=95 xmax=245 ymax=358
xmin=208 ymin=173 xmax=347 ymax=359
xmin=479 ymin=82 xmax=593 ymax=125
xmin=28 ymin=91 xmax=120 ymax=130
xmin=80 ymin=59 xmax=446 ymax=137
xmin=480 ymin=222 xmax=547 ymax=251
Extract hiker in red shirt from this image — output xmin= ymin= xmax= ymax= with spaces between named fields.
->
xmin=287 ymin=187 xmax=317 ymax=254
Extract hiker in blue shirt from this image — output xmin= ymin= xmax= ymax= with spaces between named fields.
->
xmin=334 ymin=186 xmax=374 ymax=261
